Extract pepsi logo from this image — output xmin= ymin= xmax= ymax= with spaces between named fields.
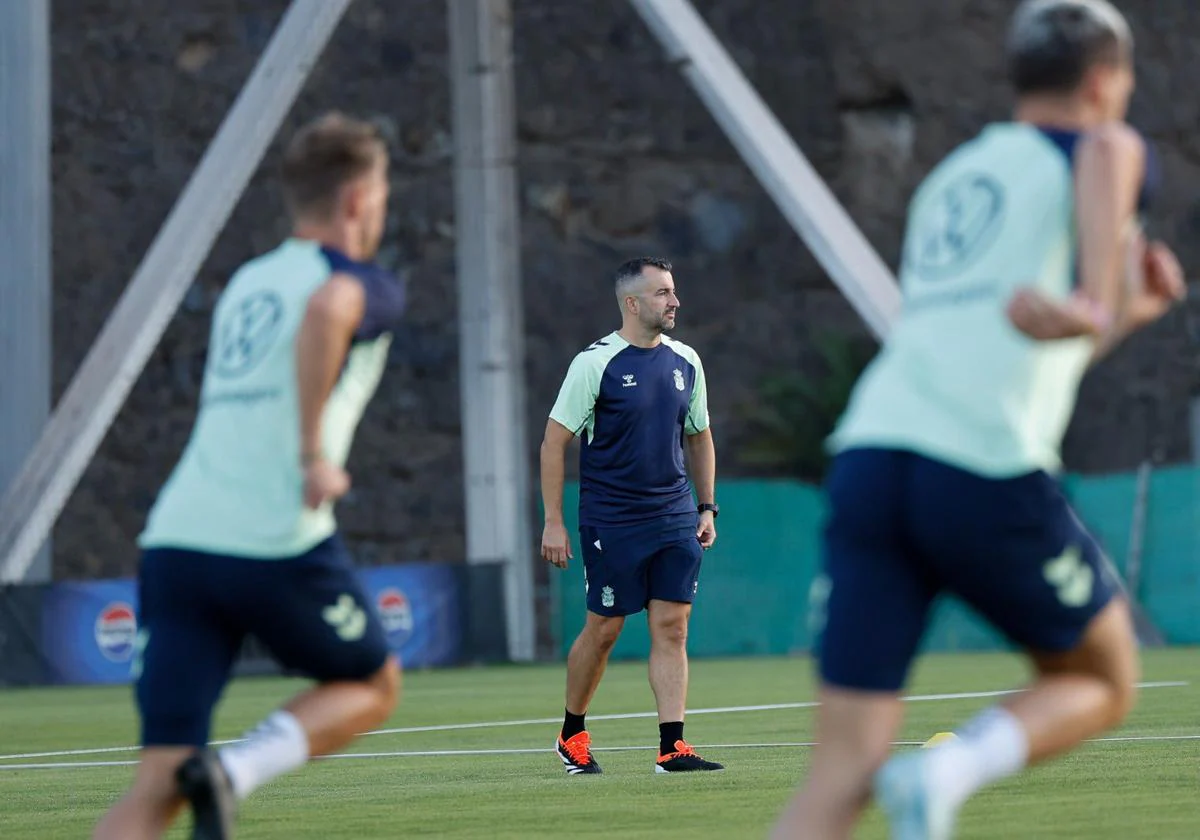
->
xmin=376 ymin=587 xmax=414 ymax=641
xmin=95 ymin=602 xmax=138 ymax=663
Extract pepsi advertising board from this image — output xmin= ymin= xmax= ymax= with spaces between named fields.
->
xmin=358 ymin=564 xmax=461 ymax=669
xmin=39 ymin=563 xmax=463 ymax=685
xmin=41 ymin=579 xmax=140 ymax=685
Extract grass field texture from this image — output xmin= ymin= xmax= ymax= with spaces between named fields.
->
xmin=1 ymin=650 xmax=1198 ymax=838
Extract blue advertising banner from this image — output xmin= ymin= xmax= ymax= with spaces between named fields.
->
xmin=41 ymin=579 xmax=139 ymax=685
xmin=40 ymin=563 xmax=463 ymax=685
xmin=358 ymin=564 xmax=462 ymax=669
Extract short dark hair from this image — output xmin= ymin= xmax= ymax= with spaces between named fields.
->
xmin=614 ymin=257 xmax=672 ymax=291
xmin=1007 ymin=0 xmax=1131 ymax=95
xmin=281 ymin=112 xmax=387 ymax=219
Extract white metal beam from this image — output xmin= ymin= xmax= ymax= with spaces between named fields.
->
xmin=448 ymin=0 xmax=536 ymax=662
xmin=629 ymin=0 xmax=902 ymax=338
xmin=0 ymin=0 xmax=353 ymax=582
xmin=0 ymin=0 xmax=52 ymax=581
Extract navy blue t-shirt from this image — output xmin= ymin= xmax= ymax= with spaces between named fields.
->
xmin=550 ymin=332 xmax=710 ymax=526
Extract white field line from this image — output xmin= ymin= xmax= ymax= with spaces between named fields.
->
xmin=0 ymin=681 xmax=1186 ymax=764
xmin=4 ymin=732 xmax=1200 ymax=771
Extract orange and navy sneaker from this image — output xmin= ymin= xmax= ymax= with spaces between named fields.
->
xmin=655 ymin=740 xmax=724 ymax=773
xmin=556 ymin=730 xmax=603 ymax=775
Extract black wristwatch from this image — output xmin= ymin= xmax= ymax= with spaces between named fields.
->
xmin=698 ymin=503 xmax=719 ymax=518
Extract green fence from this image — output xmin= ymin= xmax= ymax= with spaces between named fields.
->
xmin=552 ymin=467 xmax=1200 ymax=659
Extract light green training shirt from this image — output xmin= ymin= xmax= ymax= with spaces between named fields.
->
xmin=139 ymin=238 xmax=405 ymax=558
xmin=831 ymin=123 xmax=1094 ymax=477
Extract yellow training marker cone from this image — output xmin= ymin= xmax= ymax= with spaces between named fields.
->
xmin=922 ymin=732 xmax=959 ymax=749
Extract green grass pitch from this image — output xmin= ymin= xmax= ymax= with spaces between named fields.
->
xmin=1 ymin=649 xmax=1198 ymax=838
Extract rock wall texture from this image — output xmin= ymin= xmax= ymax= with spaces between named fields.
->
xmin=45 ymin=0 xmax=1200 ymax=583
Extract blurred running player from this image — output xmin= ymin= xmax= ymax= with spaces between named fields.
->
xmin=94 ymin=113 xmax=405 ymax=840
xmin=771 ymin=2 xmax=1185 ymax=838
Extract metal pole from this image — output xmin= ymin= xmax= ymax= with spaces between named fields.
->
xmin=630 ymin=0 xmax=902 ymax=338
xmin=0 ymin=0 xmax=353 ymax=582
xmin=448 ymin=0 xmax=536 ymax=661
xmin=0 ymin=0 xmax=52 ymax=581
xmin=1124 ymin=385 xmax=1166 ymax=646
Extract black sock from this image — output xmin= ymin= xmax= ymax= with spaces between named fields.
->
xmin=659 ymin=721 xmax=684 ymax=754
xmin=562 ymin=708 xmax=586 ymax=740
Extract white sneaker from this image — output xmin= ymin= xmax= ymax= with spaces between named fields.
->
xmin=873 ymin=751 xmax=958 ymax=840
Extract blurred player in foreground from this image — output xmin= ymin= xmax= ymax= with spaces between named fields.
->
xmin=94 ymin=113 xmax=405 ymax=840
xmin=541 ymin=258 xmax=724 ymax=774
xmin=771 ymin=1 xmax=1185 ymax=838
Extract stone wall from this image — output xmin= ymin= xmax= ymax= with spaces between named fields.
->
xmin=47 ymin=0 xmax=1200 ymax=580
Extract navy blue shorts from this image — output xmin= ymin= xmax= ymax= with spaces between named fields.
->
xmin=135 ymin=534 xmax=390 ymax=747
xmin=580 ymin=513 xmax=703 ymax=617
xmin=816 ymin=448 xmax=1118 ymax=692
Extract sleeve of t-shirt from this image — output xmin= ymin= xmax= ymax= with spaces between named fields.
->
xmin=352 ymin=267 xmax=407 ymax=342
xmin=685 ymin=353 xmax=710 ymax=435
xmin=549 ymin=352 xmax=601 ymax=437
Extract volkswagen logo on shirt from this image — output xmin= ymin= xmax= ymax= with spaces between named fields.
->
xmin=212 ymin=291 xmax=285 ymax=379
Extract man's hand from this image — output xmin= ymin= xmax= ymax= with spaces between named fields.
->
xmin=542 ymin=521 xmax=572 ymax=569
xmin=1096 ymin=238 xmax=1185 ymax=337
xmin=1006 ymin=288 xmax=1111 ymax=341
xmin=1134 ymin=240 xmax=1187 ymax=324
xmin=303 ymin=458 xmax=350 ymax=510
xmin=696 ymin=511 xmax=716 ymax=550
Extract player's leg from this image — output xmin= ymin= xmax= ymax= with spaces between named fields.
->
xmin=644 ymin=517 xmax=721 ymax=771
xmin=93 ymin=749 xmax=192 ymax=840
xmin=556 ymin=524 xmax=643 ymax=773
xmin=645 ymin=599 xmax=689 ymax=738
xmin=559 ymin=612 xmax=624 ymax=773
xmin=276 ymin=657 xmax=401 ymax=754
xmin=564 ymin=611 xmax=626 ymax=724
xmin=875 ymin=462 xmax=1132 ymax=840
xmin=771 ymin=449 xmax=936 ymax=839
xmin=1016 ymin=597 xmax=1137 ymax=758
xmin=567 ymin=525 xmax=628 ymax=719
xmin=874 ymin=605 xmax=1133 ymax=840
xmin=93 ymin=548 xmax=242 ymax=840
xmin=177 ymin=536 xmax=398 ymax=830
xmin=771 ymin=688 xmax=906 ymax=840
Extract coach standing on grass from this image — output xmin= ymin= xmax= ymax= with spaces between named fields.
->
xmin=540 ymin=257 xmax=724 ymax=776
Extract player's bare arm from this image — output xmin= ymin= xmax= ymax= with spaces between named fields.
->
xmin=1076 ymin=123 xmax=1146 ymax=317
xmin=685 ymin=427 xmax=717 ymax=549
xmin=296 ymin=272 xmax=366 ymax=509
xmin=540 ymin=418 xmax=575 ymax=568
xmin=1080 ymin=124 xmax=1185 ymax=357
xmin=1009 ymin=123 xmax=1182 ymax=347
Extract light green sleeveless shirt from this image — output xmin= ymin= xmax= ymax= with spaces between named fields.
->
xmin=139 ymin=239 xmax=399 ymax=557
xmin=831 ymin=123 xmax=1093 ymax=477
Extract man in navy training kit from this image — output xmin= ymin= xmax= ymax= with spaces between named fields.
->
xmin=541 ymin=257 xmax=724 ymax=775
xmin=770 ymin=1 xmax=1186 ymax=838
xmin=93 ymin=113 xmax=406 ymax=840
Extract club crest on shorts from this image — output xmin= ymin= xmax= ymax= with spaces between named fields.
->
xmin=323 ymin=594 xmax=367 ymax=642
xmin=673 ymin=368 xmax=685 ymax=391
xmin=601 ymin=585 xmax=615 ymax=608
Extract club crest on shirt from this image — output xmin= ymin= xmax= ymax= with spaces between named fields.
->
xmin=673 ymin=369 xmax=685 ymax=391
